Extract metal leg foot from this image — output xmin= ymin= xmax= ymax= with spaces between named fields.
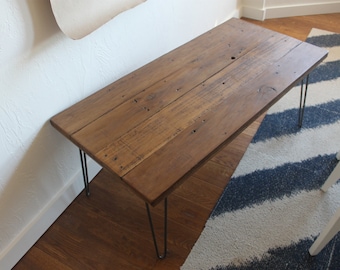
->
xmin=145 ymin=198 xmax=168 ymax=259
xmin=79 ymin=149 xmax=90 ymax=196
xmin=298 ymin=74 xmax=309 ymax=128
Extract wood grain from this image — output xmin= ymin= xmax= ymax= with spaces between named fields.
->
xmin=14 ymin=13 xmax=340 ymax=270
xmin=124 ymin=39 xmax=327 ymax=205
xmin=51 ymin=18 xmax=327 ymax=206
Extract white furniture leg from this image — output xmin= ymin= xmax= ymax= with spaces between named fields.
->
xmin=321 ymin=161 xmax=340 ymax=192
xmin=309 ymin=151 xmax=340 ymax=256
xmin=309 ymin=208 xmax=340 ymax=256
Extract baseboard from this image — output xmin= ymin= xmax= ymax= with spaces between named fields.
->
xmin=242 ymin=2 xmax=340 ymax=21
xmin=0 ymin=160 xmax=101 ymax=270
xmin=266 ymin=2 xmax=340 ymax=19
xmin=241 ymin=5 xmax=266 ymax=21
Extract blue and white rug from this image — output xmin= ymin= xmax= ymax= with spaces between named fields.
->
xmin=182 ymin=29 xmax=340 ymax=269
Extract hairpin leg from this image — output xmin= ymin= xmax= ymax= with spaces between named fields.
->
xmin=145 ymin=198 xmax=168 ymax=259
xmin=298 ymin=74 xmax=309 ymax=128
xmin=79 ymin=149 xmax=90 ymax=196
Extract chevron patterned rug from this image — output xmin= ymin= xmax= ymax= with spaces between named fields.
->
xmin=181 ymin=29 xmax=340 ymax=269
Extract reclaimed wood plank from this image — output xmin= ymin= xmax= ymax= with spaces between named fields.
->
xmin=15 ymin=15 xmax=338 ymax=270
xmin=83 ymin=34 xmax=301 ymax=174
xmin=50 ymin=18 xmax=266 ymax=137
xmin=124 ymin=41 xmax=327 ymax=205
xmin=50 ymin=18 xmax=327 ymax=206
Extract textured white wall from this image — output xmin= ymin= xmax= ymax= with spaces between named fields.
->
xmin=0 ymin=0 xmax=239 ymax=268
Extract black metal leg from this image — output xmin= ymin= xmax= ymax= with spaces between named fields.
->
xmin=145 ymin=198 xmax=168 ymax=259
xmin=298 ymin=74 xmax=309 ymax=128
xmin=79 ymin=149 xmax=90 ymax=196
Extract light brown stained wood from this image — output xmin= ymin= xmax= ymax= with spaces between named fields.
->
xmin=51 ymin=19 xmax=275 ymax=159
xmin=93 ymin=34 xmax=300 ymax=172
xmin=50 ymin=18 xmax=266 ymax=138
xmin=123 ymin=41 xmax=327 ymax=205
xmin=50 ymin=18 xmax=327 ymax=206
xmin=14 ymin=14 xmax=340 ymax=270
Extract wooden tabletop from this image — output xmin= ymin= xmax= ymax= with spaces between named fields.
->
xmin=51 ymin=18 xmax=327 ymax=206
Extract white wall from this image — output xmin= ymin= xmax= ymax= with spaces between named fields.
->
xmin=0 ymin=0 xmax=240 ymax=268
xmin=242 ymin=0 xmax=340 ymax=20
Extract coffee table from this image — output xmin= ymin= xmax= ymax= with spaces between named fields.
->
xmin=50 ymin=18 xmax=328 ymax=258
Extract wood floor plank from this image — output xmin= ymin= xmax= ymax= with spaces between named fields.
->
xmin=12 ymin=247 xmax=73 ymax=270
xmin=13 ymin=13 xmax=340 ymax=270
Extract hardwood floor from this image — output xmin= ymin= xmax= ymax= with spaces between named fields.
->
xmin=14 ymin=14 xmax=340 ymax=270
